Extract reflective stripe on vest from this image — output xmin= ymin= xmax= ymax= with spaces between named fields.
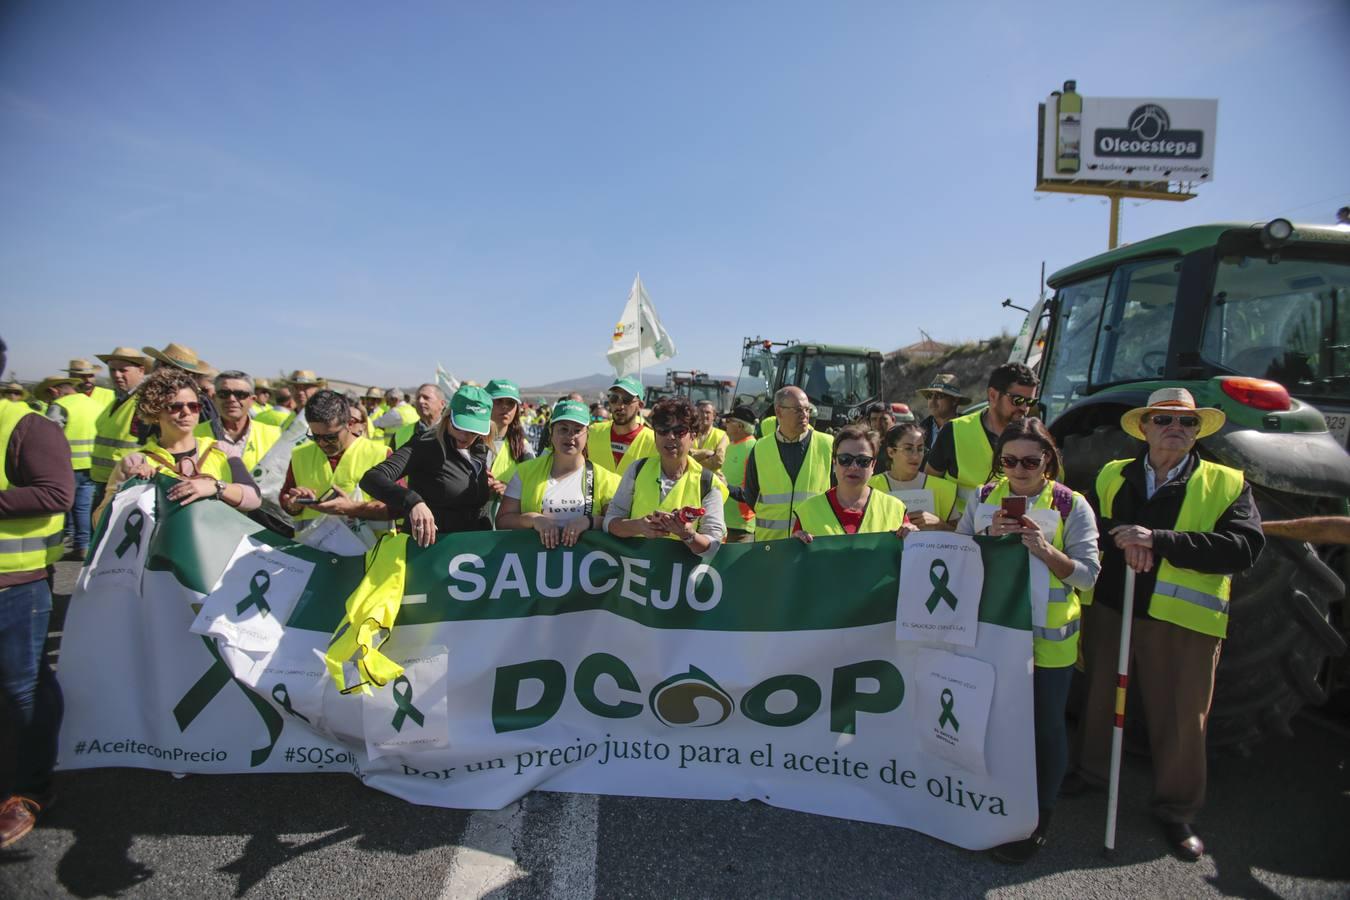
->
xmin=752 ymin=430 xmax=833 ymax=541
xmin=793 ymin=489 xmax=906 ymax=537
xmin=291 ymin=437 xmax=389 ymax=522
xmin=91 ymin=393 xmax=141 ymax=483
xmin=947 ymin=411 xmax=994 ymax=515
xmin=54 ymin=393 xmax=98 ymax=469
xmin=1094 ymin=457 xmax=1243 ymax=638
xmin=723 ymin=436 xmax=757 ymax=530
xmin=985 ymin=477 xmax=1083 ymax=667
xmin=0 ymin=403 xmax=66 ymax=572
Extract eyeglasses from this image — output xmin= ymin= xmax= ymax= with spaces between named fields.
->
xmin=835 ymin=453 xmax=875 ymax=469
xmin=1003 ymin=393 xmax=1037 ymax=408
xmin=167 ymin=401 xmax=202 ymax=414
xmin=894 ymin=443 xmax=926 ymax=454
xmin=608 ymin=393 xmax=638 ymax=405
xmin=653 ymin=425 xmax=690 ymax=437
xmin=307 ymin=429 xmax=345 ymax=446
xmin=217 ymin=389 xmax=253 ymax=401
xmin=999 ymin=454 xmax=1045 ymax=470
xmin=1150 ymin=414 xmax=1200 ymax=428
xmin=776 ymin=405 xmax=811 ymax=414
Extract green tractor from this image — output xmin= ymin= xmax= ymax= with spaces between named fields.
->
xmin=1012 ymin=219 xmax=1350 ymax=749
xmin=733 ymin=337 xmax=884 ymax=433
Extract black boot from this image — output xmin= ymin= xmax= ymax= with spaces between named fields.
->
xmin=991 ymin=808 xmax=1051 ymax=865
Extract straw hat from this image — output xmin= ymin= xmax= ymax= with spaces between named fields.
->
xmin=918 ymin=374 xmax=971 ymax=404
xmin=143 ymin=342 xmax=212 ymax=374
xmin=35 ymin=375 xmax=78 ymax=399
xmin=95 ymin=346 xmax=154 ymax=368
xmin=65 ymin=358 xmax=103 ymax=376
xmin=285 ymin=369 xmax=326 ymax=387
xmin=254 ymin=378 xmax=274 ymax=392
xmin=1 ymin=375 xmax=25 ymax=393
xmin=363 ymin=386 xmax=386 ymax=400
xmin=1121 ymin=388 xmax=1226 ymax=440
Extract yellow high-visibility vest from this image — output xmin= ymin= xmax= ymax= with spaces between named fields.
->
xmin=629 ymin=457 xmax=725 ymax=540
xmin=946 ymin=410 xmax=994 ymax=516
xmin=867 ymin=471 xmax=957 ymax=522
xmin=140 ymin=436 xmax=233 ymax=483
xmin=793 ymin=488 xmax=906 ymax=536
xmin=586 ymin=420 xmax=656 ymax=474
xmin=1091 ymin=458 xmax=1244 ymax=638
xmin=723 ymin=436 xmax=757 ymax=530
xmin=290 ymin=437 xmax=389 ymax=522
xmin=91 ymin=392 xmax=142 ymax=484
xmin=54 ymin=393 xmax=98 ymax=471
xmin=983 ymin=478 xmax=1084 ymax=667
xmin=193 ymin=419 xmax=282 ymax=473
xmin=752 ymin=430 xmax=833 ymax=541
xmin=513 ymin=456 xmax=619 ymax=516
xmin=0 ymin=403 xmax=65 ymax=572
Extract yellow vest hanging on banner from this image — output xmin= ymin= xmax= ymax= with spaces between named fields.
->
xmin=325 ymin=533 xmax=410 ymax=693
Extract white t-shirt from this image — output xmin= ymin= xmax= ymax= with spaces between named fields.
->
xmin=504 ymin=467 xmax=587 ymax=521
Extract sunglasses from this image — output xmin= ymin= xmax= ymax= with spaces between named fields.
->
xmin=217 ymin=389 xmax=253 ymax=401
xmin=307 ymin=429 xmax=345 ymax=445
xmin=653 ymin=425 xmax=690 ymax=437
xmin=1003 ymin=393 xmax=1037 ymax=408
xmin=167 ymin=401 xmax=202 ymax=414
xmin=1150 ymin=414 xmax=1200 ymax=428
xmin=999 ymin=454 xmax=1045 ymax=470
xmin=608 ymin=393 xmax=638 ymax=405
xmin=836 ymin=453 xmax=875 ymax=469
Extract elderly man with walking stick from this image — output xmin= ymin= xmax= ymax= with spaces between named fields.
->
xmin=1071 ymin=388 xmax=1265 ymax=861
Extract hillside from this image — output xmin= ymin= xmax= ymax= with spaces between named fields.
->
xmin=882 ymin=334 xmax=1016 ymax=413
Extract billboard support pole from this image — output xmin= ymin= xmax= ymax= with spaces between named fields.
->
xmin=1108 ymin=193 xmax=1121 ymax=249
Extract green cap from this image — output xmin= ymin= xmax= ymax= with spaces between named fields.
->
xmin=551 ymin=399 xmax=590 ymax=426
xmin=449 ymin=384 xmax=493 ymax=435
xmin=486 ymin=378 xmax=521 ymax=403
xmin=610 ymin=375 xmax=644 ymax=402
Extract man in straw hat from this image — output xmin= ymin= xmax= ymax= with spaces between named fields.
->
xmin=251 ymin=378 xmax=276 ymax=417
xmin=360 ymin=387 xmax=388 ymax=441
xmin=89 ymin=346 xmax=154 ymax=509
xmin=1071 ymin=388 xmax=1264 ymax=861
xmin=255 ymin=370 xmax=325 ymax=429
xmin=63 ymin=359 xmax=114 ymax=409
xmin=918 ymin=373 xmax=970 ymax=452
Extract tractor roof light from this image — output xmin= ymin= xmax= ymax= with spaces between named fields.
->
xmin=1260 ymin=218 xmax=1294 ymax=250
xmin=1219 ymin=376 xmax=1291 ymax=411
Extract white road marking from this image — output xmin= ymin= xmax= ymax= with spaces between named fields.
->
xmin=440 ymin=801 xmax=528 ymax=899
xmin=545 ymin=793 xmax=599 ymax=900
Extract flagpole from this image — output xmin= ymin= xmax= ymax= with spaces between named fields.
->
xmin=636 ymin=274 xmax=644 ymax=396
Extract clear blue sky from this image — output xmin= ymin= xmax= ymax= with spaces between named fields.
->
xmin=3 ymin=0 xmax=1347 ymax=388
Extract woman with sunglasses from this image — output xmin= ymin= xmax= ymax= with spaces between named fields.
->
xmin=955 ymin=417 xmax=1099 ymax=864
xmin=498 ymin=400 xmax=620 ymax=548
xmin=101 ymin=367 xmax=259 ymax=516
xmin=604 ymin=397 xmax=727 ymax=556
xmin=792 ymin=425 xmax=914 ymax=542
xmin=869 ymin=423 xmax=957 ymax=530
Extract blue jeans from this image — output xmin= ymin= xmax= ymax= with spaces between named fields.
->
xmin=1033 ymin=664 xmax=1074 ymax=814
xmin=0 ymin=578 xmax=63 ymax=797
xmin=64 ymin=470 xmax=95 ymax=551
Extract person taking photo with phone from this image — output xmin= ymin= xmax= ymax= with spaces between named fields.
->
xmin=955 ymin=416 xmax=1099 ymax=864
xmin=279 ymin=390 xmax=390 ymax=523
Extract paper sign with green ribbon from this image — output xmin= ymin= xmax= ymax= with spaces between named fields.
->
xmin=897 ymin=532 xmax=984 ymax=648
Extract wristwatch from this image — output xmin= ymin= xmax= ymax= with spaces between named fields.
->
xmin=213 ymin=479 xmax=226 ymax=501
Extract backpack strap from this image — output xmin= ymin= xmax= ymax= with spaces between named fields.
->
xmin=977 ymin=481 xmax=999 ymax=503
xmin=700 ymin=465 xmax=713 ymax=499
xmin=1050 ymin=481 xmax=1074 ymax=521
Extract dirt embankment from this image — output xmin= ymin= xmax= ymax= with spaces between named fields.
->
xmin=882 ymin=334 xmax=1015 ymax=413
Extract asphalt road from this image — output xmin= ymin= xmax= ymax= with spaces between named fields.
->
xmin=2 ymin=561 xmax=1348 ymax=899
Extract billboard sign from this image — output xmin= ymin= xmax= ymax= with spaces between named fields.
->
xmin=1040 ymin=90 xmax=1217 ymax=184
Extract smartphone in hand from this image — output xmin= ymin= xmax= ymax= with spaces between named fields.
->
xmin=1001 ymin=496 xmax=1027 ymax=519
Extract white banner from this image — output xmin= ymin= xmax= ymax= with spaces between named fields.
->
xmin=1041 ymin=93 xmax=1217 ymax=183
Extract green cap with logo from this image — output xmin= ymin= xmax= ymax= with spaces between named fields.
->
xmin=449 ymin=384 xmax=493 ymax=435
xmin=610 ymin=375 xmax=644 ymax=402
xmin=485 ymin=378 xmax=521 ymax=404
xmin=551 ymin=399 xmax=590 ymax=426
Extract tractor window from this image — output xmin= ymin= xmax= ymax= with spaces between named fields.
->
xmin=1040 ymin=274 xmax=1108 ymax=421
xmin=1201 ymin=256 xmax=1350 ymax=402
xmin=1091 ymin=257 xmax=1181 ymax=386
xmin=801 ymin=354 xmax=875 ymax=406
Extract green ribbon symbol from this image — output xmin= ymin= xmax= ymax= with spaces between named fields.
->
xmin=391 ymin=675 xmax=425 ymax=732
xmin=235 ymin=571 xmax=272 ymax=618
xmin=173 ymin=635 xmax=283 ymax=767
xmin=925 ymin=559 xmax=959 ymax=613
xmin=939 ymin=688 xmax=960 ymax=732
xmin=114 ymin=509 xmax=145 ymax=558
xmin=271 ymin=683 xmax=310 ymax=723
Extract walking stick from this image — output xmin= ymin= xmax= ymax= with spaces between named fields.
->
xmin=1104 ymin=565 xmax=1136 ymax=855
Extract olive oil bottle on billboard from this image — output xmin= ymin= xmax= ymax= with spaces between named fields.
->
xmin=1056 ymin=79 xmax=1082 ymax=174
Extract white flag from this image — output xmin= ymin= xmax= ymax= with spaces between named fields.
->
xmin=436 ymin=364 xmax=461 ymax=398
xmin=606 ymin=274 xmax=676 ymax=377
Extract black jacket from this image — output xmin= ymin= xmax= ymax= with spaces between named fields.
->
xmin=1087 ymin=451 xmax=1265 ymax=618
xmin=360 ymin=428 xmax=492 ymax=535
